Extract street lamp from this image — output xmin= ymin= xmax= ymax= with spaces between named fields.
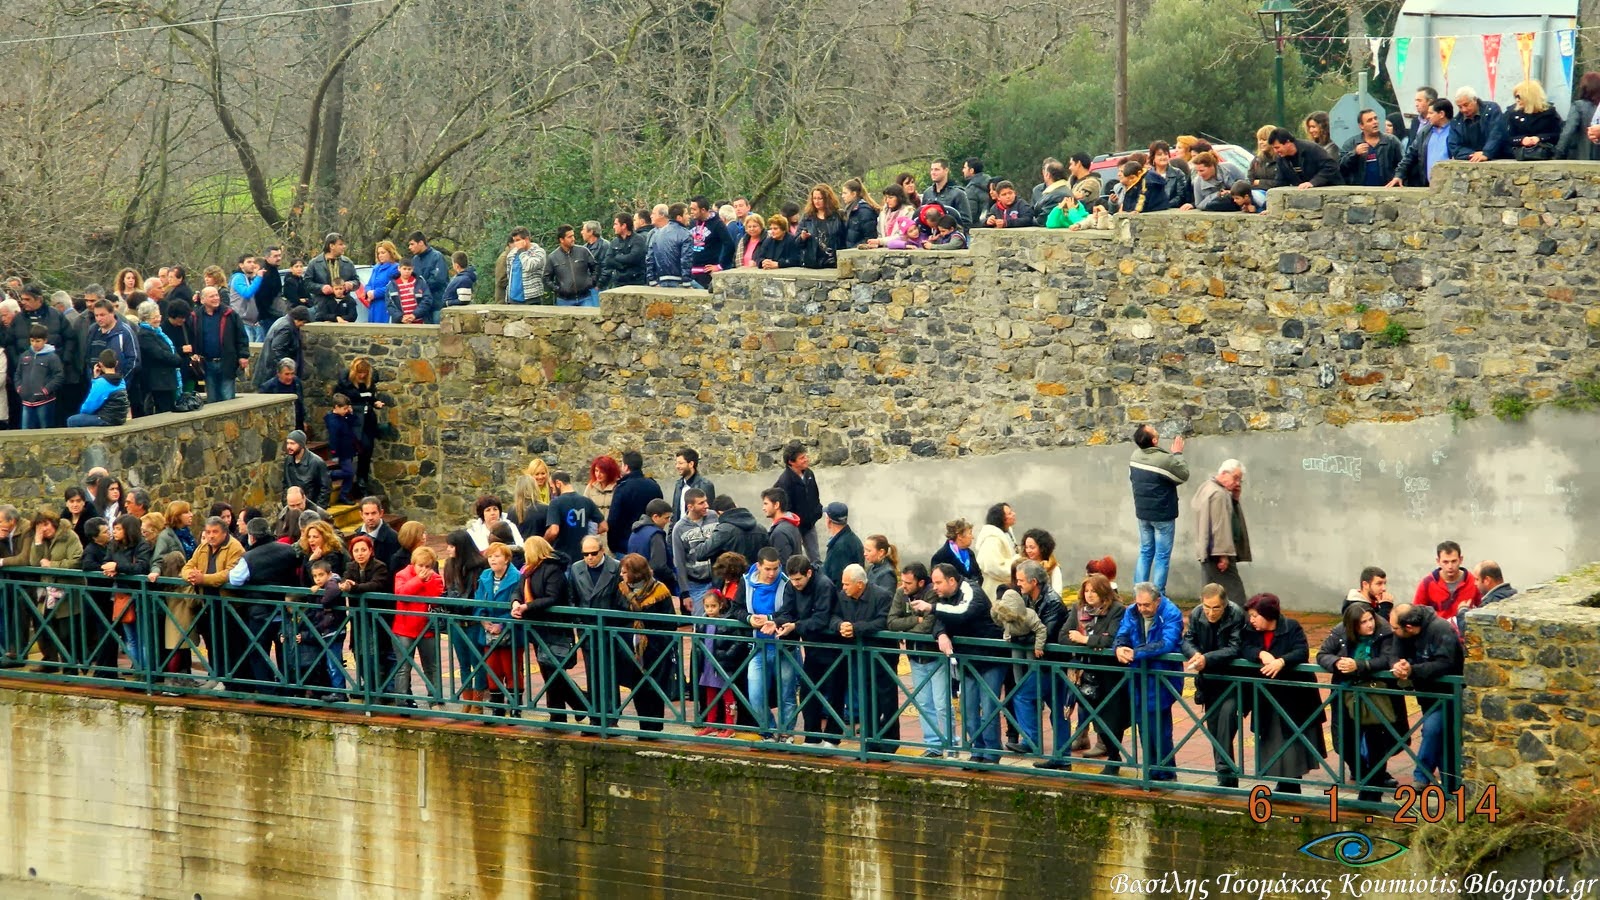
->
xmin=1256 ymin=0 xmax=1299 ymax=128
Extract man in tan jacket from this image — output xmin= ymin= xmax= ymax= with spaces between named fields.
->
xmin=182 ymin=516 xmax=244 ymax=680
xmin=1192 ymin=459 xmax=1251 ymax=604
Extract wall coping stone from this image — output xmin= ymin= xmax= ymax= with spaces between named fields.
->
xmin=1463 ymin=562 xmax=1600 ymax=628
xmin=601 ymin=285 xmax=712 ymax=300
xmin=712 ymin=267 xmax=844 ymax=282
xmin=302 ymin=321 xmax=443 ymax=335
xmin=0 ymin=393 xmax=292 ymax=439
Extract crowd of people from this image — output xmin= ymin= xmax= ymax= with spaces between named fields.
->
xmin=1 ymin=77 xmax=1592 ymax=433
xmin=0 ymin=424 xmax=1500 ymax=797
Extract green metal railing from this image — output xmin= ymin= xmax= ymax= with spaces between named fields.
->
xmin=0 ymin=566 xmax=1462 ymax=805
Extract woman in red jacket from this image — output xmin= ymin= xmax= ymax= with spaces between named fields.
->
xmin=393 ymin=545 xmax=443 ymax=710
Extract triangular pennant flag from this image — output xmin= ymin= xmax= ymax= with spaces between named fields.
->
xmin=1394 ymin=37 xmax=1411 ymax=89
xmin=1439 ymin=36 xmax=1457 ymax=91
xmin=1516 ymin=32 xmax=1536 ymax=80
xmin=1483 ymin=34 xmax=1503 ymax=98
xmin=1559 ymin=29 xmax=1576 ymax=87
xmin=1370 ymin=38 xmax=1383 ymax=77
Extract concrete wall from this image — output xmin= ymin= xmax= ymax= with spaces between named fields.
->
xmin=712 ymin=406 xmax=1600 ymax=609
xmin=0 ymin=685 xmax=1427 ymax=900
xmin=0 ymin=394 xmax=294 ymax=513
xmin=295 ymin=161 xmax=1600 ymax=528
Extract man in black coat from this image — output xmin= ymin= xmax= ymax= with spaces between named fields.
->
xmin=832 ymin=564 xmax=897 ymax=753
xmin=786 ymin=556 xmax=845 ymax=744
xmin=605 ymin=214 xmax=648 ymax=288
xmin=1180 ymin=583 xmax=1245 ymax=786
xmin=1338 ymin=109 xmax=1404 ymax=187
xmin=227 ymin=516 xmax=304 ymax=691
xmin=354 ymin=498 xmax=402 ymax=591
xmin=605 ymin=450 xmax=663 ymax=554
xmin=1390 ymin=603 xmax=1464 ymax=791
xmin=1267 ymin=128 xmax=1342 ymax=188
xmin=774 ymin=441 xmax=823 ymax=562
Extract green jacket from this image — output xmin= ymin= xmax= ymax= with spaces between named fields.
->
xmin=2 ymin=520 xmax=85 ymax=618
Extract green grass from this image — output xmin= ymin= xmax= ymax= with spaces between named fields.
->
xmin=1448 ymin=398 xmax=1476 ymax=421
xmin=1377 ymin=322 xmax=1409 ymax=346
xmin=1491 ymin=393 xmax=1533 ymax=422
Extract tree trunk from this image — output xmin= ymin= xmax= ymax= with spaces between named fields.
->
xmin=312 ymin=0 xmax=352 ymax=243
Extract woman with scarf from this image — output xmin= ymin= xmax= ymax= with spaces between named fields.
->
xmin=151 ymin=501 xmax=199 ymax=560
xmin=1317 ymin=599 xmax=1404 ymax=801
xmin=930 ymin=518 xmax=982 ymax=588
xmin=617 ymin=552 xmax=679 ymax=734
xmin=133 ymin=300 xmax=184 ymax=415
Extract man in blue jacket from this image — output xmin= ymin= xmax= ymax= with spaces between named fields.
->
xmin=645 ymin=204 xmax=695 ymax=288
xmin=407 ymin=232 xmax=450 ymax=322
xmin=1451 ymin=86 xmax=1508 ymax=162
xmin=1114 ymin=583 xmax=1184 ymax=780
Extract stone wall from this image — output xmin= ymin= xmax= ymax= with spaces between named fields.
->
xmin=297 ymin=161 xmax=1600 ymax=522
xmin=1463 ymin=563 xmax=1600 ymax=798
xmin=0 ymin=685 xmax=1429 ymax=899
xmin=0 ymin=395 xmax=294 ymax=513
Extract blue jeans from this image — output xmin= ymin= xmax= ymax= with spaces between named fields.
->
xmin=746 ymin=640 xmax=801 ymax=736
xmin=684 ymin=581 xmax=713 ymax=616
xmin=962 ymin=661 xmax=1007 ymax=761
xmin=1009 ymin=662 xmax=1041 ymax=751
xmin=555 ymin=289 xmax=599 ymax=308
xmin=323 ymin=630 xmax=348 ymax=691
xmin=1135 ymin=518 xmax=1177 ymax=594
xmin=121 ymin=623 xmax=143 ymax=671
xmin=243 ymin=321 xmax=264 ymax=343
xmin=907 ymin=656 xmax=952 ymax=751
xmin=20 ymin=403 xmax=54 ymax=429
xmin=1414 ymin=705 xmax=1456 ymax=788
xmin=66 ymin=413 xmax=108 ymax=427
xmin=204 ymin=361 xmax=237 ymax=401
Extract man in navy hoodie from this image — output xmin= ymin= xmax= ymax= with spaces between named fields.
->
xmin=16 ymin=324 xmax=64 ymax=429
xmin=605 ymin=450 xmax=663 ymax=554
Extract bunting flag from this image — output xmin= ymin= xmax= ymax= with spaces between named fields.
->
xmin=1438 ymin=36 xmax=1457 ymax=90
xmin=1516 ymin=32 xmax=1536 ymax=80
xmin=1370 ymin=38 xmax=1383 ymax=77
xmin=1393 ymin=37 xmax=1411 ymax=88
xmin=1483 ymin=34 xmax=1503 ymax=98
xmin=1559 ymin=29 xmax=1576 ymax=87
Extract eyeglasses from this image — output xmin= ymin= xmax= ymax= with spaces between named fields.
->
xmin=583 ymin=551 xmax=602 ymax=558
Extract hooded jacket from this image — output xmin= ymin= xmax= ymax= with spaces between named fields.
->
xmin=1129 ymin=445 xmax=1191 ymax=522
xmin=79 ymin=372 xmax=129 ymax=425
xmin=767 ymin=512 xmax=803 ymax=563
xmin=626 ymin=514 xmax=677 ymax=595
xmin=696 ymin=507 xmax=769 ymax=567
xmin=16 ymin=343 xmax=64 ymax=405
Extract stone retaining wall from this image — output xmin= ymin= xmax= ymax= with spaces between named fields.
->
xmin=1463 ymin=564 xmax=1600 ymax=797
xmin=295 ymin=161 xmax=1600 ymax=521
xmin=0 ymin=395 xmax=294 ymax=513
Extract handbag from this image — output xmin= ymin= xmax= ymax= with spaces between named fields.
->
xmin=1511 ymin=143 xmax=1557 ymax=161
xmin=112 ymin=592 xmax=136 ymax=625
xmin=1344 ymin=680 xmax=1395 ymax=726
xmin=174 ymin=392 xmax=205 ymax=413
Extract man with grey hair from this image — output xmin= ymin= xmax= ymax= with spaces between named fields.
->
xmin=831 ymin=562 xmax=897 ymax=753
xmin=1452 ymin=85 xmax=1507 ymax=162
xmin=1113 ymin=581 xmax=1184 ymax=780
xmin=580 ymin=220 xmax=610 ymax=288
xmin=258 ymin=356 xmax=304 ymax=431
xmin=191 ymin=284 xmax=250 ymax=401
xmin=1192 ymin=459 xmax=1251 ymax=603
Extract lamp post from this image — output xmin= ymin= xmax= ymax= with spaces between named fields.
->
xmin=1257 ymin=0 xmax=1299 ymax=128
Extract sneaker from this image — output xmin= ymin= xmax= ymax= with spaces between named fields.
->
xmin=920 ymin=749 xmax=945 ymax=759
xmin=1033 ymin=759 xmax=1069 ymax=770
xmin=713 ymin=729 xmax=736 ymax=738
xmin=693 ymin=726 xmax=715 ymax=736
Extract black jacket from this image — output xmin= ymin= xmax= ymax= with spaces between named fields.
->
xmin=696 ymin=507 xmax=769 ymax=566
xmin=1504 ymin=106 xmax=1563 ymax=159
xmin=963 ymin=174 xmax=993 ymax=225
xmin=797 ymin=214 xmax=846 ymax=269
xmin=605 ymin=232 xmax=648 ymax=287
xmin=767 ymin=518 xmax=802 ymax=565
xmin=1393 ymin=607 xmax=1463 ymax=709
xmin=8 ymin=305 xmax=69 ymax=370
xmin=920 ymin=180 xmax=970 ymax=226
xmin=522 ymin=554 xmax=577 ymax=666
xmin=134 ymin=324 xmax=184 ymax=394
xmin=605 ymin=470 xmax=663 ymax=554
xmin=189 ymin=306 xmax=249 ymax=370
xmin=1316 ymin=621 xmax=1398 ymax=684
xmin=334 ymin=376 xmax=389 ymax=442
xmin=930 ymin=542 xmax=982 ymax=586
xmin=842 ymin=199 xmax=878 ymax=249
xmin=1338 ymin=133 xmax=1404 ymax=186
xmin=1180 ymin=601 xmax=1245 ymax=706
xmin=773 ymin=466 xmax=822 ymax=531
xmin=831 ymin=582 xmax=893 ymax=647
xmin=1275 ymin=140 xmax=1342 ymax=187
xmin=791 ymin=569 xmax=839 ymax=642
xmin=930 ymin=580 xmax=1002 ymax=642
xmin=256 ymin=259 xmax=284 ymax=323
xmin=754 ymin=234 xmax=801 ymax=269
xmin=545 ymin=245 xmax=598 ymax=299
xmin=240 ymin=540 xmax=302 ymax=593
xmin=15 ymin=346 xmax=64 ymax=405
xmin=283 ymin=450 xmax=331 ymax=507
xmin=821 ymin=526 xmax=864 ymax=591
xmin=305 ymin=253 xmax=358 ymax=298
xmin=253 ymin=317 xmax=302 ymax=387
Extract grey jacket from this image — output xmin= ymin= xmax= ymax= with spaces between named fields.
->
xmin=1191 ymin=477 xmax=1251 ymax=563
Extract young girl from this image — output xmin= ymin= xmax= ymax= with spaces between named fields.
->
xmin=695 ymin=589 xmax=747 ymax=737
xmin=393 ymin=545 xmax=443 ymax=709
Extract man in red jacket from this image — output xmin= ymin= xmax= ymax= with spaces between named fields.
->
xmin=1413 ymin=541 xmax=1479 ymax=631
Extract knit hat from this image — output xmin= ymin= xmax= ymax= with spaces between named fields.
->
xmin=287 ymin=429 xmax=308 ymax=447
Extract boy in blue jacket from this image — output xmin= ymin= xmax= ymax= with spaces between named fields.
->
xmin=68 ymin=350 xmax=130 ymax=427
xmin=324 ymin=393 xmax=361 ymax=503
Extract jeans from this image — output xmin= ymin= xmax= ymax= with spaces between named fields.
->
xmin=746 ymin=639 xmax=801 ymax=736
xmin=243 ymin=321 xmax=264 ymax=343
xmin=20 ymin=403 xmax=53 ymax=429
xmin=66 ymin=413 xmax=108 ymax=428
xmin=323 ymin=630 xmax=348 ymax=691
xmin=121 ymin=623 xmax=143 ymax=671
xmin=1135 ymin=519 xmax=1177 ymax=594
xmin=1009 ymin=660 xmax=1041 ymax=751
xmin=684 ymin=581 xmax=713 ymax=616
xmin=204 ymin=361 xmax=237 ymax=401
xmin=555 ymin=289 xmax=599 ymax=308
xmin=908 ymin=656 xmax=953 ymax=751
xmin=1414 ymin=704 xmax=1457 ymax=789
xmin=962 ymin=661 xmax=1007 ymax=762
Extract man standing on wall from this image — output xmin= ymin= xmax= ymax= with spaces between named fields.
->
xmin=774 ymin=442 xmax=823 ymax=563
xmin=1191 ymin=459 xmax=1249 ymax=604
xmin=1129 ymin=425 xmax=1189 ymax=595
